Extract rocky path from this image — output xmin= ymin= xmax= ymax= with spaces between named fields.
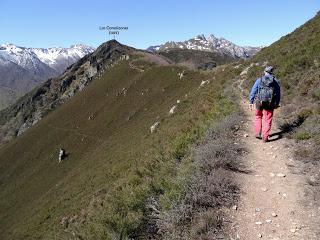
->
xmin=228 ymin=100 xmax=317 ymax=239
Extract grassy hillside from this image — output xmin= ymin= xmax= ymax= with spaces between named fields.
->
xmin=0 ymin=40 xmax=136 ymax=145
xmin=158 ymin=48 xmax=235 ymax=70
xmin=0 ymin=46 xmax=241 ymax=239
xmin=241 ymin=12 xmax=320 ymax=143
xmin=240 ymin=11 xmax=320 ymax=220
xmin=2 ymin=11 xmax=319 ymax=239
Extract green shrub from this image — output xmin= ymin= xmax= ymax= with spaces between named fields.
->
xmin=149 ymin=111 xmax=244 ymax=239
xmin=298 ymin=109 xmax=312 ymax=119
xmin=312 ymin=89 xmax=320 ymax=101
xmin=294 ymin=131 xmax=311 ymax=140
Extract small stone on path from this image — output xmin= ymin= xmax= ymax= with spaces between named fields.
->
xmin=232 ymin=205 xmax=238 ymax=210
xmin=271 ymin=212 xmax=278 ymax=217
xmin=255 ymin=221 xmax=263 ymax=225
xmin=276 ymin=173 xmax=286 ymax=177
xmin=290 ymin=228 xmax=297 ymax=233
xmin=258 ymin=233 xmax=262 ymax=238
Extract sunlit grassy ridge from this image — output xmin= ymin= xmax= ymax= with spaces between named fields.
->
xmin=241 ymin=12 xmax=320 ymax=143
xmin=240 ymin=12 xmax=320 ymax=227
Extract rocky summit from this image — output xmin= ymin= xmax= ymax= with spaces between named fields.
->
xmin=147 ymin=34 xmax=262 ymax=59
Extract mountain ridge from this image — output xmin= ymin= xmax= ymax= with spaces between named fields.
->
xmin=0 ymin=40 xmax=137 ymax=144
xmin=147 ymin=34 xmax=263 ymax=58
xmin=0 ymin=39 xmax=236 ymax=145
xmin=0 ymin=43 xmax=94 ymax=110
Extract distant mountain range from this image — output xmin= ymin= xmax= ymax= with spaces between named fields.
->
xmin=0 ymin=44 xmax=94 ymax=109
xmin=147 ymin=34 xmax=262 ymax=59
xmin=0 ymin=34 xmax=260 ymax=110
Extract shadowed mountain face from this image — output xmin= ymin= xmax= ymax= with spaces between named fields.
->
xmin=0 ymin=40 xmax=134 ymax=144
xmin=0 ymin=51 xmax=58 ymax=109
xmin=0 ymin=59 xmax=42 ymax=107
xmin=0 ymin=44 xmax=94 ymax=110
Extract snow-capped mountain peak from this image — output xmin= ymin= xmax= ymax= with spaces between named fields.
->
xmin=0 ymin=43 xmax=53 ymax=76
xmin=147 ymin=34 xmax=263 ymax=59
xmin=0 ymin=43 xmax=94 ymax=73
xmin=31 ymin=44 xmax=94 ymax=72
xmin=0 ymin=43 xmax=95 ymax=110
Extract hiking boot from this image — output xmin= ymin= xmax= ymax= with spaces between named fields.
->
xmin=255 ymin=134 xmax=262 ymax=140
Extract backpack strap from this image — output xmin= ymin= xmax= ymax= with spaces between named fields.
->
xmin=257 ymin=76 xmax=264 ymax=97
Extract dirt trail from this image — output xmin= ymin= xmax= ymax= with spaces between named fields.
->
xmin=228 ymin=99 xmax=317 ymax=239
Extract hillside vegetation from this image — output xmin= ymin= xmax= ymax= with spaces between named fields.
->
xmin=0 ymin=41 xmax=242 ymax=239
xmin=244 ymin=12 xmax=320 ymax=133
xmin=1 ymin=11 xmax=320 ymax=240
xmin=240 ymin=11 xmax=320 ymax=222
xmin=158 ymin=48 xmax=234 ymax=70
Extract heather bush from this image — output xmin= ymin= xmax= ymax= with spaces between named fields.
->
xmin=149 ymin=113 xmax=246 ymax=239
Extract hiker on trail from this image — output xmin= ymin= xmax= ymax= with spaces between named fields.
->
xmin=58 ymin=148 xmax=65 ymax=163
xmin=249 ymin=66 xmax=281 ymax=142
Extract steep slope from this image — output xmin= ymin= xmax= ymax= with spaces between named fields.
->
xmin=0 ymin=44 xmax=94 ymax=110
xmin=146 ymin=13 xmax=320 ymax=239
xmin=0 ymin=40 xmax=241 ymax=239
xmin=0 ymin=41 xmax=130 ymax=144
xmin=227 ymin=11 xmax=320 ymax=238
xmin=146 ymin=12 xmax=320 ymax=239
xmin=242 ymin=12 xmax=320 ymax=143
xmin=148 ymin=34 xmax=262 ymax=58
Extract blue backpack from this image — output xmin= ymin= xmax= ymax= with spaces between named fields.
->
xmin=257 ymin=75 xmax=275 ymax=104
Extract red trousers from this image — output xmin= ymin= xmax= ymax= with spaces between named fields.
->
xmin=254 ymin=108 xmax=274 ymax=140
